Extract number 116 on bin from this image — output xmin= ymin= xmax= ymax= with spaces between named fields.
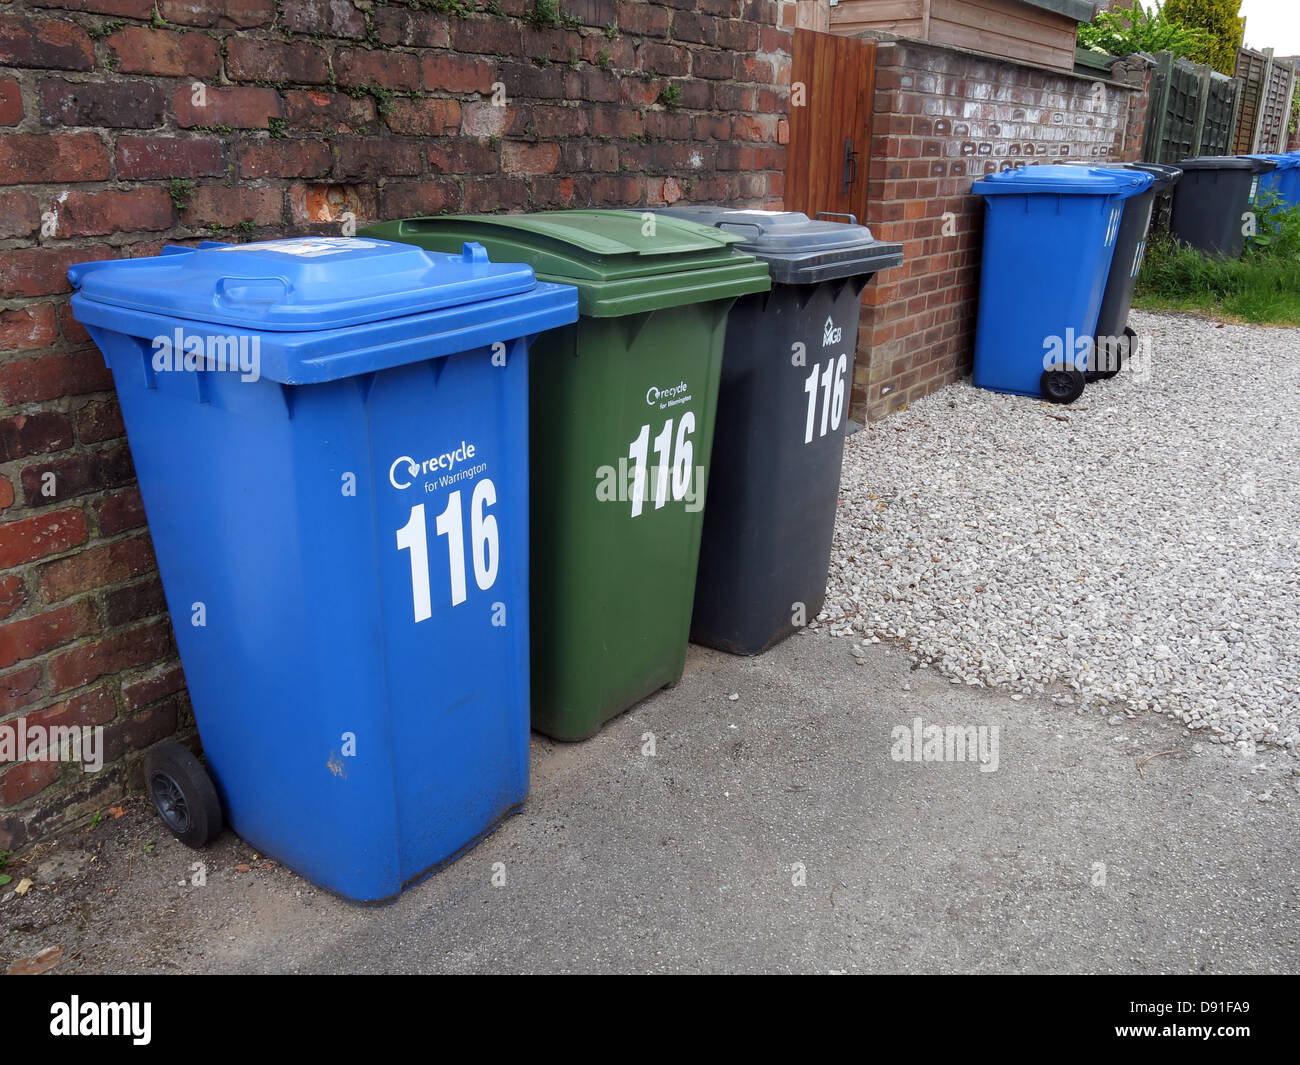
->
xmin=396 ymin=478 xmax=499 ymax=622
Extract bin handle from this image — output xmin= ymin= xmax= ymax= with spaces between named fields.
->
xmin=67 ymin=260 xmax=113 ymax=289
xmin=214 ymin=275 xmax=290 ymax=310
xmin=815 ymin=212 xmax=859 ymax=225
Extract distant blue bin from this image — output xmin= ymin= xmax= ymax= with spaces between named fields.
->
xmin=69 ymin=237 xmax=578 ymax=903
xmin=1246 ymin=153 xmax=1300 ymax=208
xmin=970 ymin=165 xmax=1153 ymax=402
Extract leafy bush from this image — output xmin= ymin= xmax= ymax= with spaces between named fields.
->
xmin=1247 ymin=188 xmax=1300 ymax=257
xmin=1077 ymin=1 xmax=1210 ymax=60
xmin=1159 ymin=0 xmax=1244 ymax=74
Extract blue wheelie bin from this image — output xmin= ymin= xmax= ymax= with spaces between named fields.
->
xmin=1246 ymin=153 xmax=1300 ymax=208
xmin=68 ymin=237 xmax=578 ymax=903
xmin=970 ymin=164 xmax=1153 ymax=403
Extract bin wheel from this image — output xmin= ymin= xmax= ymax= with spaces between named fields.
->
xmin=143 ymin=742 xmax=223 ymax=848
xmin=1092 ymin=326 xmax=1134 ymax=381
xmin=1041 ymin=368 xmax=1086 ymax=404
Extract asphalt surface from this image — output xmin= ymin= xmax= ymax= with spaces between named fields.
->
xmin=5 ymin=629 xmax=1299 ymax=974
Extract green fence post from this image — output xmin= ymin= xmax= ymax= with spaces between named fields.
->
xmin=1143 ymin=51 xmax=1173 ymax=163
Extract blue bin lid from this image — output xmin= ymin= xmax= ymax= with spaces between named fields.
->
xmin=1244 ymin=153 xmax=1300 ymax=170
xmin=1061 ymin=160 xmax=1182 ymax=192
xmin=972 ymin=164 xmax=1154 ymax=197
xmin=67 ymin=236 xmax=538 ymax=332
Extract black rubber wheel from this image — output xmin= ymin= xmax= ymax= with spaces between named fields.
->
xmin=1092 ymin=326 xmax=1133 ymax=381
xmin=1040 ymin=367 xmax=1086 ymax=404
xmin=143 ymin=742 xmax=223 ymax=848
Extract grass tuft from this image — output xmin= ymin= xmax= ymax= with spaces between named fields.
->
xmin=1134 ymin=193 xmax=1300 ymax=326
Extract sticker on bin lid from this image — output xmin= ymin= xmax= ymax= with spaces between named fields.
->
xmin=214 ymin=237 xmax=386 ymax=257
xmin=68 ymin=236 xmax=539 ymax=332
xmin=971 ymin=164 xmax=1153 ymax=197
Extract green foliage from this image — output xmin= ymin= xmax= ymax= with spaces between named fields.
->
xmin=423 ymin=0 xmax=474 ymax=15
xmin=1077 ymin=1 xmax=1210 ymax=60
xmin=369 ymin=85 xmax=397 ymax=116
xmin=169 ymin=178 xmax=195 ymax=212
xmin=1134 ymin=197 xmax=1300 ymax=325
xmin=1159 ymin=0 xmax=1244 ymax=73
xmin=1245 ymin=188 xmax=1300 ymax=255
xmin=659 ymin=82 xmax=683 ymax=111
xmin=88 ymin=19 xmax=125 ymax=39
xmin=523 ymin=0 xmax=580 ymax=30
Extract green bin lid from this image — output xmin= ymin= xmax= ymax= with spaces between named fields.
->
xmin=361 ymin=210 xmax=771 ymax=318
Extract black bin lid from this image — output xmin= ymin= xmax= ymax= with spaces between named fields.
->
xmin=1177 ymin=155 xmax=1277 ymax=173
xmin=1127 ymin=162 xmax=1183 ymax=191
xmin=1062 ymin=161 xmax=1182 ymax=192
xmin=655 ymin=206 xmax=903 ymax=285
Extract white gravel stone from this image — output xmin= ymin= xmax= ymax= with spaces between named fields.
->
xmin=818 ymin=310 xmax=1299 ymax=755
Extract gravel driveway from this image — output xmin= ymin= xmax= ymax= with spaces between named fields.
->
xmin=821 ymin=310 xmax=1300 ymax=754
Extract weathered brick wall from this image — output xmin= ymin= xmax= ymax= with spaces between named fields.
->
xmin=850 ymin=38 xmax=1152 ymax=422
xmin=0 ymin=0 xmax=793 ymax=850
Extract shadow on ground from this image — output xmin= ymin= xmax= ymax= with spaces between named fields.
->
xmin=3 ymin=631 xmax=1297 ymax=974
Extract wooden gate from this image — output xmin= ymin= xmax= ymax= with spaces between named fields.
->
xmin=785 ymin=29 xmax=877 ymax=224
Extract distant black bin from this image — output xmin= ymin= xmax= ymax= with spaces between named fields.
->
xmin=1071 ymin=162 xmax=1182 ymax=379
xmin=1169 ymin=155 xmax=1276 ymax=258
xmin=656 ymin=207 xmax=903 ymax=655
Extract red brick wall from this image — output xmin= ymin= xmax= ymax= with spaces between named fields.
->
xmin=851 ymin=39 xmax=1152 ymax=422
xmin=0 ymin=0 xmax=793 ymax=850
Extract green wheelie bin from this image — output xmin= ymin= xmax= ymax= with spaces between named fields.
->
xmin=362 ymin=211 xmax=770 ymax=740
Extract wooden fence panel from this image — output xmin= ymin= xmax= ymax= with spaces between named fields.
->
xmin=1142 ymin=51 xmax=1243 ymax=163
